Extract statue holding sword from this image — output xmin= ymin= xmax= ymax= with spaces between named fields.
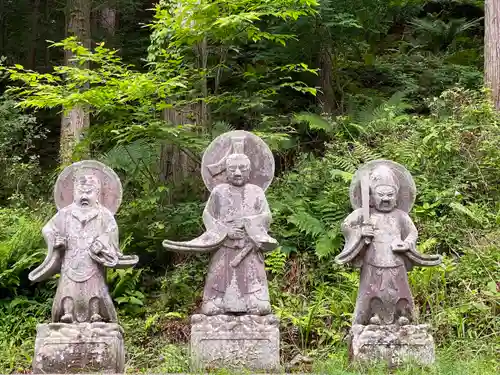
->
xmin=163 ymin=131 xmax=278 ymax=315
xmin=336 ymin=160 xmax=442 ymax=326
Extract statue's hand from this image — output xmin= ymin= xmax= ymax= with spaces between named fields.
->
xmin=54 ymin=234 xmax=66 ymax=249
xmin=228 ymin=227 xmax=245 ymax=239
xmin=361 ymin=224 xmax=374 ymax=238
xmin=392 ymin=241 xmax=409 ymax=252
xmin=90 ymin=240 xmax=104 ymax=254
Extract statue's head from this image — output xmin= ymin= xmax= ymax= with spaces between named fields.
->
xmin=73 ymin=173 xmax=101 ymax=208
xmin=369 ymin=165 xmax=399 ymax=212
xmin=225 ymin=153 xmax=251 ymax=186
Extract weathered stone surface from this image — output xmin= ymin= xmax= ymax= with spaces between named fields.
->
xmin=190 ymin=314 xmax=280 ymax=372
xmin=349 ymin=324 xmax=435 ymax=366
xmin=163 ymin=131 xmax=278 ymax=315
xmin=29 ymin=160 xmax=138 ymax=324
xmin=336 ymin=160 xmax=441 ymax=326
xmin=33 ymin=322 xmax=125 ymax=374
xmin=28 ymin=161 xmax=137 ymax=373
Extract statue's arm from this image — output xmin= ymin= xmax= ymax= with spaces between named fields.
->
xmin=400 ymin=211 xmax=442 ymax=267
xmin=244 ymin=189 xmax=278 ymax=251
xmin=202 ymin=188 xmax=228 ymax=233
xmin=162 ymin=189 xmax=228 ymax=253
xmin=28 ymin=213 xmax=63 ymax=282
xmin=335 ymin=209 xmax=365 ymax=265
xmin=243 ymin=188 xmax=271 ymax=229
xmin=91 ymin=209 xmax=139 ymax=268
xmin=401 ymin=211 xmax=418 ymax=248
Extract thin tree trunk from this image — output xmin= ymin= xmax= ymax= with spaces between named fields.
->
xmin=0 ymin=0 xmax=5 ymax=54
xmin=27 ymin=0 xmax=41 ymax=69
xmin=485 ymin=0 xmax=500 ymax=110
xmin=317 ymin=43 xmax=336 ymax=114
xmin=60 ymin=0 xmax=91 ymax=164
xmin=100 ymin=6 xmax=116 ymax=36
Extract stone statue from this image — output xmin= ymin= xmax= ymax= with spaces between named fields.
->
xmin=29 ymin=160 xmax=138 ymax=373
xmin=163 ymin=132 xmax=278 ymax=315
xmin=336 ymin=159 xmax=442 ymax=366
xmin=163 ymin=131 xmax=280 ymax=371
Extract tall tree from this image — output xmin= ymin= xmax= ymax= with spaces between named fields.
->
xmin=484 ymin=0 xmax=500 ymax=110
xmin=60 ymin=0 xmax=91 ymax=164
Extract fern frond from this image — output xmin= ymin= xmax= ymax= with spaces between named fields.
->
xmin=288 ymin=210 xmax=325 ymax=238
xmin=99 ymin=139 xmax=160 ymax=176
xmin=326 ymin=155 xmax=357 ymax=174
xmin=352 ymin=142 xmax=382 ymax=163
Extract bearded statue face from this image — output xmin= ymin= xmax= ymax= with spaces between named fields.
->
xmin=372 ymin=185 xmax=397 ymax=212
xmin=74 ymin=175 xmax=100 ymax=208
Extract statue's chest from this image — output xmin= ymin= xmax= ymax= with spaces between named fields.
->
xmin=65 ymin=214 xmax=102 ymax=247
xmin=371 ymin=214 xmax=402 ymax=242
xmin=217 ymin=188 xmax=258 ymax=218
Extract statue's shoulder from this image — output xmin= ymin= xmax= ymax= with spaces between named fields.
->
xmin=393 ymin=208 xmax=412 ymax=221
xmin=57 ymin=205 xmax=73 ymax=215
xmin=212 ymin=183 xmax=231 ymax=194
xmin=245 ymin=183 xmax=265 ymax=195
xmin=98 ymin=205 xmax=115 ymax=218
xmin=348 ymin=207 xmax=363 ymax=218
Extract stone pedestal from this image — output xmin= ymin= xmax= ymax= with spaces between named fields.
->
xmin=349 ymin=324 xmax=435 ymax=367
xmin=190 ymin=314 xmax=280 ymax=372
xmin=33 ymin=322 xmax=125 ymax=373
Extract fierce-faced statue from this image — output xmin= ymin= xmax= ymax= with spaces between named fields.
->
xmin=336 ymin=160 xmax=442 ymax=326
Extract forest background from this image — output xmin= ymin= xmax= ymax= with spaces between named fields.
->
xmin=0 ymin=0 xmax=499 ymax=373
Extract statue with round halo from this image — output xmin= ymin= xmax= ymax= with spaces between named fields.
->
xmin=337 ymin=159 xmax=442 ymax=366
xmin=30 ymin=160 xmax=138 ymax=374
xmin=163 ymin=130 xmax=280 ymax=372
xmin=163 ymin=130 xmax=278 ymax=315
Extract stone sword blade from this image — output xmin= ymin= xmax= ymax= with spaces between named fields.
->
xmin=361 ymin=170 xmax=372 ymax=244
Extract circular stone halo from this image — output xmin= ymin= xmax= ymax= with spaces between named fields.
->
xmin=349 ymin=159 xmax=416 ymax=213
xmin=54 ymin=160 xmax=123 ymax=214
xmin=201 ymin=130 xmax=275 ymax=192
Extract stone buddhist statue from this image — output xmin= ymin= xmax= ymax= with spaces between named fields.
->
xmin=29 ymin=160 xmax=138 ymax=373
xmin=336 ymin=159 xmax=442 ymax=366
xmin=163 ymin=130 xmax=280 ymax=371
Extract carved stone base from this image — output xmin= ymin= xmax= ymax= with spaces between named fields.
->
xmin=33 ymin=322 xmax=125 ymax=374
xmin=349 ymin=324 xmax=435 ymax=367
xmin=190 ymin=314 xmax=280 ymax=372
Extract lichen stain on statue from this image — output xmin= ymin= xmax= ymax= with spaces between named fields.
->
xmin=29 ymin=160 xmax=138 ymax=374
xmin=336 ymin=159 xmax=442 ymax=367
xmin=163 ymin=131 xmax=280 ymax=371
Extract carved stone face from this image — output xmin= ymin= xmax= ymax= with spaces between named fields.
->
xmin=372 ymin=185 xmax=397 ymax=212
xmin=74 ymin=175 xmax=100 ymax=208
xmin=226 ymin=154 xmax=251 ymax=186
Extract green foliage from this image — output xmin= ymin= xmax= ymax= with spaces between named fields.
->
xmin=0 ymin=298 xmax=51 ymax=374
xmin=0 ymin=207 xmax=49 ymax=296
xmin=0 ymin=0 xmax=497 ymax=372
xmin=314 ymin=344 xmax=499 ymax=374
xmin=0 ymin=96 xmax=48 ymax=206
xmin=267 ymin=88 xmax=499 ymax=353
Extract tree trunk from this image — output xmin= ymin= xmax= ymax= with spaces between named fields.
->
xmin=59 ymin=0 xmax=91 ymax=164
xmin=0 ymin=0 xmax=5 ymax=54
xmin=27 ymin=0 xmax=41 ymax=69
xmin=100 ymin=5 xmax=116 ymax=36
xmin=317 ymin=44 xmax=337 ymax=114
xmin=159 ymin=104 xmax=199 ymax=186
xmin=485 ymin=0 xmax=500 ymax=110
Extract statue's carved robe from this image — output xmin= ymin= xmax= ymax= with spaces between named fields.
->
xmin=337 ymin=208 xmax=441 ymax=325
xmin=201 ymin=183 xmax=276 ymax=314
xmin=30 ymin=204 xmax=121 ymax=323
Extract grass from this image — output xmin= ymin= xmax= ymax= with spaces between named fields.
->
xmin=313 ymin=344 xmax=499 ymax=375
